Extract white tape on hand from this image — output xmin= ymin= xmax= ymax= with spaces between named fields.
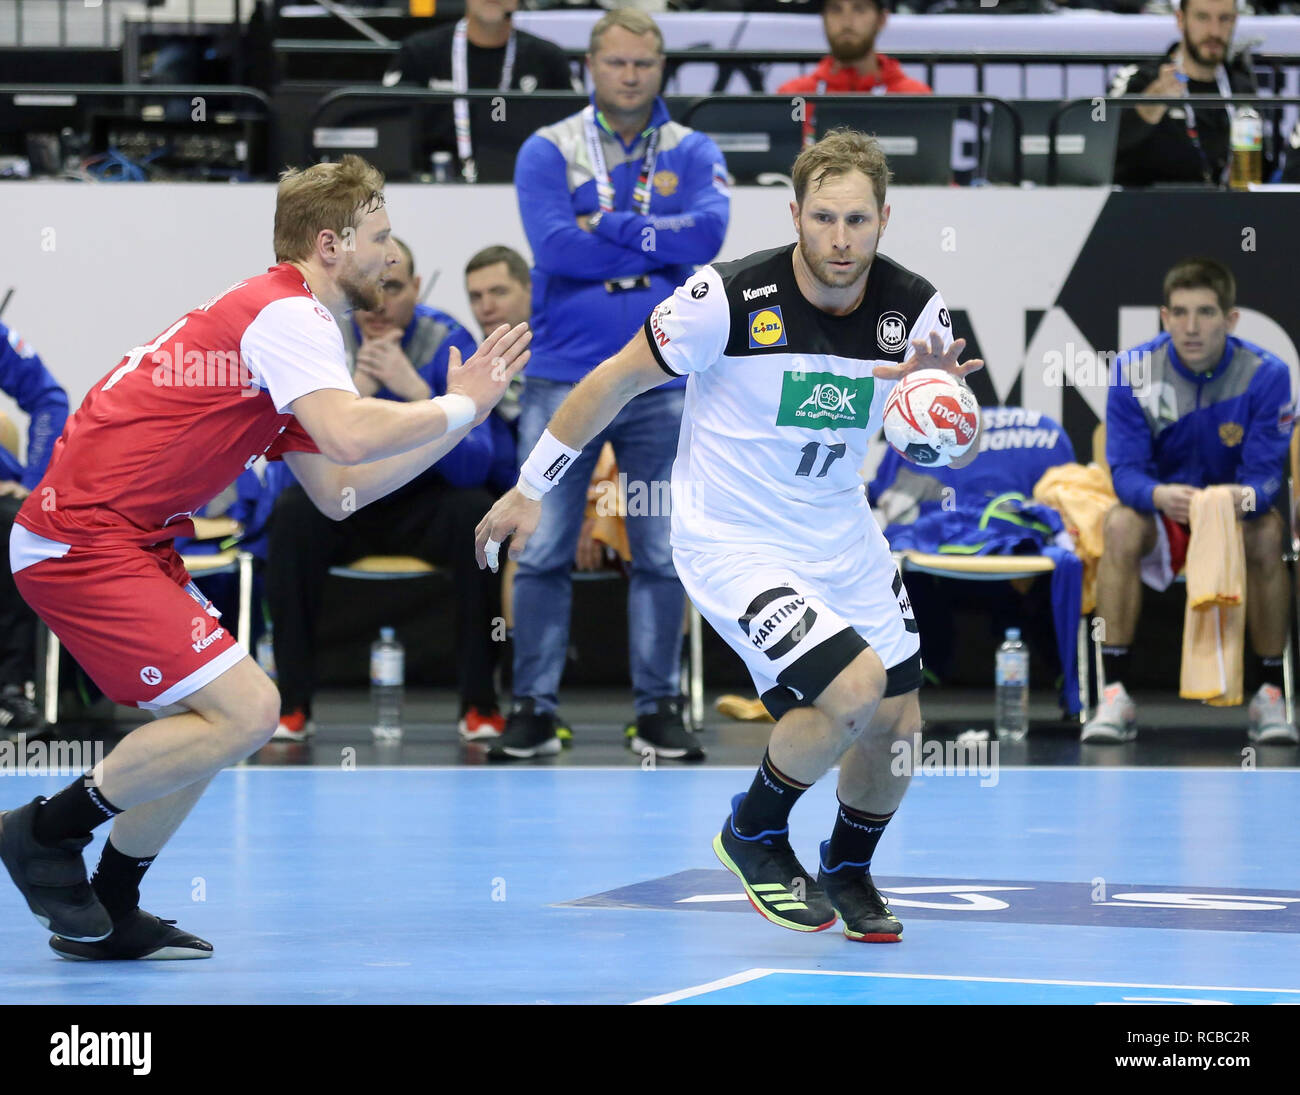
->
xmin=484 ymin=537 xmax=502 ymax=572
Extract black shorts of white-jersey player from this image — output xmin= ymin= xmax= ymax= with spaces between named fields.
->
xmin=476 ymin=131 xmax=983 ymax=941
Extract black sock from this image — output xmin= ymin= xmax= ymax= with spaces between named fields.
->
xmin=733 ymin=751 xmax=809 ymax=838
xmin=33 ymin=778 xmax=122 ymax=845
xmin=1101 ymin=646 xmax=1130 ymax=689
xmin=1258 ymin=655 xmax=1285 ymax=690
xmin=823 ymin=800 xmax=895 ymax=873
xmin=91 ymin=839 xmax=155 ymax=921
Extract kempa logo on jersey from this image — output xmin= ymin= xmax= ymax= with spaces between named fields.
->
xmin=742 ymin=283 xmax=778 ymax=302
xmin=776 ymin=371 xmax=873 ymax=429
xmin=748 ymin=307 xmax=787 ymax=349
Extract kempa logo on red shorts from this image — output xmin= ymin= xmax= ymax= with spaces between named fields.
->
xmin=192 ymin=627 xmax=225 ymax=653
xmin=139 ymin=666 xmax=163 ymax=686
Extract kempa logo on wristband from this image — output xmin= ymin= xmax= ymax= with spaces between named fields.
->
xmin=519 ymin=429 xmax=581 ymax=497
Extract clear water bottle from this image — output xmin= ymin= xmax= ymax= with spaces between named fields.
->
xmin=995 ymin=627 xmax=1029 ymax=743
xmin=431 ymin=151 xmax=452 ymax=184
xmin=370 ymin=626 xmax=404 ymax=742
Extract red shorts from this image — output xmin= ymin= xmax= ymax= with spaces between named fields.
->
xmin=10 ymin=524 xmax=244 ymax=709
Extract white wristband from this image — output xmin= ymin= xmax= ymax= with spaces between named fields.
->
xmin=516 ymin=477 xmax=544 ymax=501
xmin=434 ymin=393 xmax=476 ymax=432
xmin=519 ymin=429 xmax=582 ymax=497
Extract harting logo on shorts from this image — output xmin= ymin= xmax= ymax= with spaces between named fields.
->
xmin=739 ymin=586 xmax=818 ymax=661
xmin=777 ymin=371 xmax=872 ymax=430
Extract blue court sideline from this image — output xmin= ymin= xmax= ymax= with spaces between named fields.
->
xmin=1 ymin=767 xmax=1298 ymax=1004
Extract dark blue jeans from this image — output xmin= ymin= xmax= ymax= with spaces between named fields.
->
xmin=513 ymin=377 xmax=686 ymax=715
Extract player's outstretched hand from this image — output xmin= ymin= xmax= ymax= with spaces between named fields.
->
xmin=475 ymin=487 xmax=541 ymax=573
xmin=447 ymin=321 xmax=532 ymax=425
xmin=873 ymin=331 xmax=984 ymax=382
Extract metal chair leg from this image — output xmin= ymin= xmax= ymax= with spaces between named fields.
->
xmin=236 ymin=551 xmax=253 ymax=651
xmin=688 ymin=603 xmax=704 ymax=729
xmin=40 ymin=625 xmax=60 ymax=726
xmin=1076 ymin=615 xmax=1089 ymax=725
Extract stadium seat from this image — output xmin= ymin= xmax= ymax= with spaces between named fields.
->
xmin=329 ymin=555 xmax=705 ymax=729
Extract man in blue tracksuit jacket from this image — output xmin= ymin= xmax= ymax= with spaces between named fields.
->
xmin=265 ymin=239 xmax=504 ymax=743
xmin=499 ymin=9 xmax=729 ymax=760
xmin=1087 ymin=257 xmax=1295 ymax=745
xmin=0 ymin=320 xmax=69 ymax=731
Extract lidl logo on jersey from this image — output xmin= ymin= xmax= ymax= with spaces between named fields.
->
xmin=777 ymin=371 xmax=873 ymax=430
xmin=748 ymin=307 xmax=787 ymax=348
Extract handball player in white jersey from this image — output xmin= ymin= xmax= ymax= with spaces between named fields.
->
xmin=476 ymin=131 xmax=981 ymax=942
xmin=0 ymin=156 xmax=530 ymax=958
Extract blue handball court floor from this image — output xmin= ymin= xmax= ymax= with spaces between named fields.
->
xmin=2 ymin=766 xmax=1299 ymax=1005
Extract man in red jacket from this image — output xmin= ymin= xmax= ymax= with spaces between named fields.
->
xmin=778 ymin=0 xmax=931 ymax=101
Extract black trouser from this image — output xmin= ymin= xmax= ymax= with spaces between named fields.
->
xmin=266 ymin=478 xmax=499 ymax=715
xmin=0 ymin=494 xmax=37 ymax=689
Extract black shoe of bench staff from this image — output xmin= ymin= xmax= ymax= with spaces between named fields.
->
xmin=0 ymin=797 xmax=112 ymax=942
xmin=489 ymin=701 xmax=562 ymax=761
xmin=51 ymin=907 xmax=213 ymax=961
xmin=626 ymin=697 xmax=704 ymax=762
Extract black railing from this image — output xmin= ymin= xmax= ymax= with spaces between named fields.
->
xmin=1047 ymin=94 xmax=1300 ymax=185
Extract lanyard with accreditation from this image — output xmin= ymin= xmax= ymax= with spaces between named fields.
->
xmin=452 ymin=18 xmax=516 ymax=184
xmin=583 ymin=104 xmax=661 ymax=292
xmin=1173 ymin=50 xmax=1236 ymax=186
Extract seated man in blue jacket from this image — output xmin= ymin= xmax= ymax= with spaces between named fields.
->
xmin=266 ymin=238 xmax=502 ymax=742
xmin=498 ymin=8 xmax=728 ymax=761
xmin=0 ymin=321 xmax=68 ymax=733
xmin=1088 ymin=257 xmax=1295 ymax=745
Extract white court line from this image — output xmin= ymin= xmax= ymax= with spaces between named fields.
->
xmin=633 ymin=968 xmax=1300 ymax=1005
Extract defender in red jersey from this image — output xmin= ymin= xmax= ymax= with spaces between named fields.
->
xmin=0 ymin=156 xmax=531 ymax=959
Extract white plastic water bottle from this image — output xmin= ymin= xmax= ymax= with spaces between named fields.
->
xmin=370 ymin=626 xmax=404 ymax=742
xmin=995 ymin=627 xmax=1029 ymax=742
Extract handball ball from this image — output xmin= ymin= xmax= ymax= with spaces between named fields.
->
xmin=882 ymin=369 xmax=979 ymax=468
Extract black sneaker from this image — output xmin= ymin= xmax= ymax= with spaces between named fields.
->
xmin=626 ymin=697 xmax=704 ymax=762
xmin=555 ymin=713 xmax=574 ymax=749
xmin=712 ymin=793 xmax=836 ymax=932
xmin=0 ymin=685 xmax=45 ymax=737
xmin=0 ymin=797 xmax=112 ymax=942
xmin=817 ymin=840 xmax=903 ymax=943
xmin=50 ymin=907 xmax=213 ymax=961
xmin=488 ymin=700 xmax=562 ymax=761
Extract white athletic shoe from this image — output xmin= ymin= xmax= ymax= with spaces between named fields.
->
xmin=1081 ymin=683 xmax=1137 ymax=744
xmin=1247 ymin=684 xmax=1299 ymax=745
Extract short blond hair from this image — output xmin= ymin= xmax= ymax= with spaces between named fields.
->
xmin=273 ymin=155 xmax=386 ymax=264
xmin=792 ymin=129 xmax=891 ymax=214
xmin=588 ymin=9 xmax=664 ymax=55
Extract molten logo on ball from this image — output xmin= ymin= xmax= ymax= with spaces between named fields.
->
xmin=929 ymin=395 xmax=976 ymax=443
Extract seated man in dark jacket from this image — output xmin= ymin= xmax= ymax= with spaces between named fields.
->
xmin=1111 ymin=0 xmax=1258 ymax=187
xmin=267 ymin=239 xmax=503 ymax=742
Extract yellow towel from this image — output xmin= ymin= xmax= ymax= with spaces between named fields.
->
xmin=1032 ymin=462 xmax=1117 ymax=613
xmin=1179 ymin=486 xmax=1246 ymax=706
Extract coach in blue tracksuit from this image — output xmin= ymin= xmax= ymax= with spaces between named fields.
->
xmin=0 ymin=321 xmax=69 ymax=731
xmin=1087 ymin=257 xmax=1295 ymax=745
xmin=500 ymin=8 xmax=729 ymax=760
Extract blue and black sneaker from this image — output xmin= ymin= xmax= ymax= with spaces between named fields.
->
xmin=712 ymin=793 xmax=835 ymax=932
xmin=489 ymin=699 xmax=562 ymax=761
xmin=817 ymin=840 xmax=903 ymax=943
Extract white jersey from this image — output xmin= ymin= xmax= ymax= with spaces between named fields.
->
xmin=645 ymin=243 xmax=952 ymax=561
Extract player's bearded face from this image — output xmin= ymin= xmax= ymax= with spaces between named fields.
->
xmin=796 ymin=174 xmax=885 ymax=289
xmin=824 ymin=0 xmax=882 ymax=64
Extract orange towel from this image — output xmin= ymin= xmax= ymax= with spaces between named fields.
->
xmin=1179 ymin=486 xmax=1246 ymax=706
xmin=1032 ymin=462 xmax=1117 ymax=614
xmin=585 ymin=443 xmax=632 ymax=563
